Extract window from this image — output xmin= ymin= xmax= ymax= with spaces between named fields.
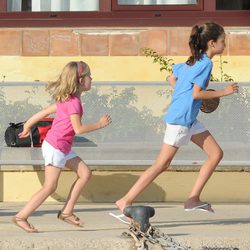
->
xmin=0 ymin=0 xmax=249 ymax=27
xmin=117 ymin=0 xmax=197 ymax=5
xmin=7 ymin=0 xmax=99 ymax=12
xmin=112 ymin=0 xmax=203 ymax=10
xmin=216 ymin=0 xmax=250 ymax=10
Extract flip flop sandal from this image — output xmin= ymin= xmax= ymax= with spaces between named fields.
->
xmin=184 ymin=202 xmax=214 ymax=213
xmin=12 ymin=216 xmax=38 ymax=233
xmin=109 ymin=212 xmax=131 ymax=224
xmin=57 ymin=211 xmax=84 ymax=227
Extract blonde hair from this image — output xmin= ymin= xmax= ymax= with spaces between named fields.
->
xmin=46 ymin=61 xmax=90 ymax=102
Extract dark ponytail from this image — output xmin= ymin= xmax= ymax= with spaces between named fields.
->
xmin=186 ymin=22 xmax=225 ymax=66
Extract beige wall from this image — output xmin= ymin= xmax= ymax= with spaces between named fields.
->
xmin=2 ymin=169 xmax=250 ymax=203
xmin=0 ymin=27 xmax=250 ymax=82
xmin=0 ymin=56 xmax=250 ymax=82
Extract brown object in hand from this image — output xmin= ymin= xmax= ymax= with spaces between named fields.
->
xmin=200 ymin=89 xmax=220 ymax=113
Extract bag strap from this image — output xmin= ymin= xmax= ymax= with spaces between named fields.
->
xmin=30 ymin=133 xmax=33 ymax=147
xmin=9 ymin=122 xmax=24 ymax=128
xmin=30 ymin=127 xmax=36 ymax=148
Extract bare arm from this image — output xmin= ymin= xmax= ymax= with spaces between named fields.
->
xmin=19 ymin=104 xmax=57 ymax=138
xmin=70 ymin=113 xmax=112 ymax=135
xmin=193 ymin=83 xmax=239 ymax=100
xmin=168 ymin=74 xmax=177 ymax=89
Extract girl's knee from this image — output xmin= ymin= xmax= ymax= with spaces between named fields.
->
xmin=218 ymin=148 xmax=224 ymax=160
xmin=153 ymin=159 xmax=171 ymax=173
xmin=215 ymin=147 xmax=223 ymax=161
xmin=78 ymin=167 xmax=92 ymax=181
xmin=209 ymin=147 xmax=223 ymax=162
xmin=43 ymin=183 xmax=57 ymax=194
xmin=85 ymin=168 xmax=92 ymax=180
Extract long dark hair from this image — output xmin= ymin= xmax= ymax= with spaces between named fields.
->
xmin=186 ymin=22 xmax=224 ymax=65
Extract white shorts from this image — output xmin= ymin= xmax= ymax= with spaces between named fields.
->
xmin=163 ymin=120 xmax=207 ymax=147
xmin=42 ymin=140 xmax=78 ymax=168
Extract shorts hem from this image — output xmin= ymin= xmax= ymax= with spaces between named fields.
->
xmin=192 ymin=128 xmax=208 ymax=136
xmin=163 ymin=140 xmax=181 ymax=147
xmin=44 ymin=162 xmax=65 ymax=169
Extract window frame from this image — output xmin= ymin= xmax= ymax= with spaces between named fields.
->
xmin=111 ymin=0 xmax=204 ymax=11
xmin=0 ymin=0 xmax=249 ymax=27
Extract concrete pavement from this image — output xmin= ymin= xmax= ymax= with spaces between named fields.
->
xmin=0 ymin=203 xmax=250 ymax=250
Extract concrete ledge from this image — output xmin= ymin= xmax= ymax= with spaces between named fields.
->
xmin=1 ymin=143 xmax=249 ymax=167
xmin=1 ymin=164 xmax=250 ymax=172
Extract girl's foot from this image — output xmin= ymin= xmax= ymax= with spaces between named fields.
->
xmin=115 ymin=198 xmax=131 ymax=213
xmin=184 ymin=197 xmax=214 ymax=212
xmin=57 ymin=211 xmax=84 ymax=227
xmin=12 ymin=216 xmax=38 ymax=233
xmin=115 ymin=199 xmax=132 ymax=223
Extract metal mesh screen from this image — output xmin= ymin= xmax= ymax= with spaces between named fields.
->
xmin=0 ymin=82 xmax=249 ymax=166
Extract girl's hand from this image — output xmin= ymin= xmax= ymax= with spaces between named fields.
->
xmin=223 ymin=83 xmax=239 ymax=96
xmin=18 ymin=123 xmax=31 ymax=138
xmin=99 ymin=114 xmax=112 ymax=128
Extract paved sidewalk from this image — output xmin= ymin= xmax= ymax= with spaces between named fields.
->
xmin=0 ymin=203 xmax=250 ymax=250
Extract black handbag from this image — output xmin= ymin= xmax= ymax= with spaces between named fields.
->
xmin=4 ymin=118 xmax=53 ymax=147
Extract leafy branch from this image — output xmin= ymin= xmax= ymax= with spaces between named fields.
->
xmin=141 ymin=48 xmax=174 ymax=80
xmin=210 ymin=56 xmax=234 ymax=82
xmin=142 ymin=48 xmax=234 ymax=82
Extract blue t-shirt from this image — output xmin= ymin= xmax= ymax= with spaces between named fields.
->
xmin=164 ymin=54 xmax=212 ymax=127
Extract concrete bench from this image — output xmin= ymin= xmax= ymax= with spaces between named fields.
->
xmin=0 ymin=81 xmax=249 ymax=170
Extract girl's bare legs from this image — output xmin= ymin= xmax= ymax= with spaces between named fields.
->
xmin=14 ymin=165 xmax=61 ymax=231
xmin=59 ymin=157 xmax=91 ymax=224
xmin=116 ymin=144 xmax=178 ymax=212
xmin=184 ymin=131 xmax=223 ymax=210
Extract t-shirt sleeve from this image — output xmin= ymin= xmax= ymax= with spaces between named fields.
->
xmin=192 ymin=61 xmax=212 ymax=89
xmin=67 ymin=97 xmax=83 ymax=115
xmin=172 ymin=63 xmax=184 ymax=78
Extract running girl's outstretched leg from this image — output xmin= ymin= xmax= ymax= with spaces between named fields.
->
xmin=116 ymin=143 xmax=178 ymax=212
xmin=14 ymin=165 xmax=61 ymax=232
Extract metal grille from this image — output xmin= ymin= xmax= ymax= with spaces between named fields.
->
xmin=0 ymin=82 xmax=249 ymax=166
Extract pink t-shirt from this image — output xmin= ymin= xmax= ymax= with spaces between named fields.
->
xmin=45 ymin=96 xmax=83 ymax=154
